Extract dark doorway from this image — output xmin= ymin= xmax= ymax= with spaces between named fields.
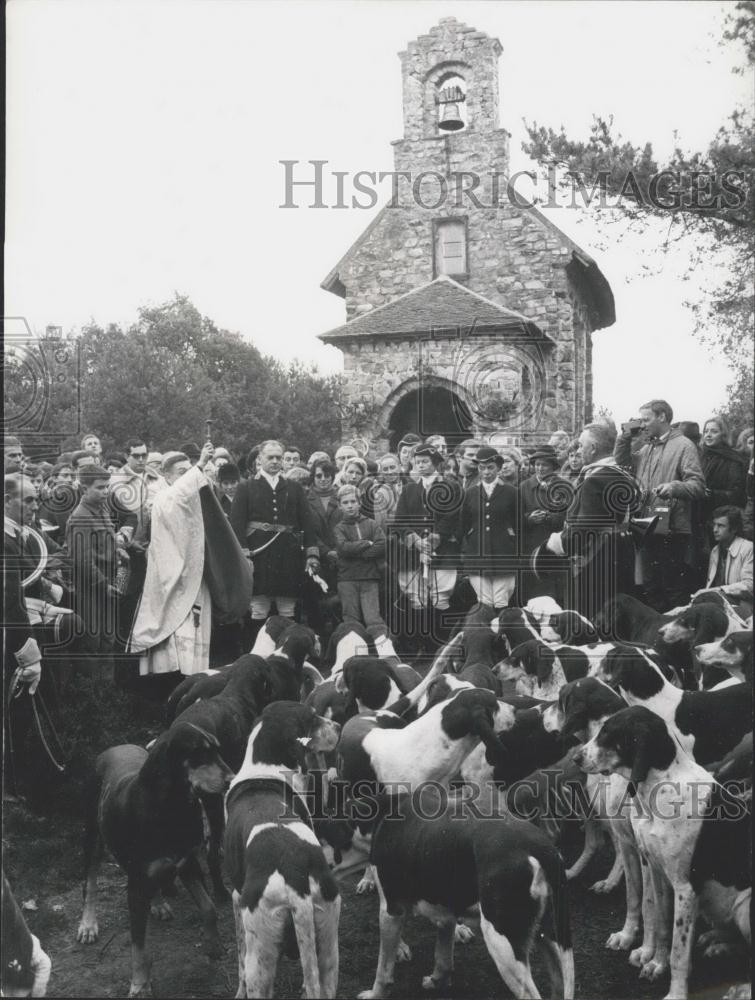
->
xmin=388 ymin=386 xmax=473 ymax=451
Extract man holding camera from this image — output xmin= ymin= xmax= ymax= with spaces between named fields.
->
xmin=615 ymin=399 xmax=705 ymax=610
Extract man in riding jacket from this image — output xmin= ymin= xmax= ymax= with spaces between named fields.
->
xmin=230 ymin=439 xmax=320 ymax=646
xmin=391 ymin=444 xmax=463 ymax=651
xmin=542 ymin=423 xmax=642 ymax=619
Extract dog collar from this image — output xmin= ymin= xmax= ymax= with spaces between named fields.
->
xmin=226 ymin=776 xmax=313 ymax=828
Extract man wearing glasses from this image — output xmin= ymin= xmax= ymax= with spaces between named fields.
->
xmin=109 ymin=439 xmax=165 ymax=538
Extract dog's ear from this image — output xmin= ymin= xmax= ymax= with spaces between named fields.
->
xmin=468 ymin=693 xmax=501 ymax=758
xmin=625 ymin=713 xmax=674 ymax=796
xmin=143 ymin=735 xmax=174 ymax=799
xmin=627 ymin=738 xmax=651 ymax=798
xmin=692 ymin=606 xmax=721 ymax=646
xmin=550 ymin=613 xmax=565 ymax=641
xmin=252 ymin=668 xmax=275 ymax=709
xmin=562 ymin=705 xmax=588 ymax=743
xmin=185 ymin=722 xmax=219 ymax=749
xmin=521 ymin=643 xmax=537 ymax=675
xmin=143 ymin=729 xmax=198 ymax=800
xmin=286 ymin=711 xmax=318 ymax=772
xmin=536 ymin=646 xmax=556 ymax=684
xmin=290 ymin=737 xmax=310 ymax=772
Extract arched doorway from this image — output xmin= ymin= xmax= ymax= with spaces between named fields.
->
xmin=387 ymin=385 xmax=473 ymax=451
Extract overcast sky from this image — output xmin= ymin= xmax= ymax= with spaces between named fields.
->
xmin=6 ymin=0 xmax=752 ymax=426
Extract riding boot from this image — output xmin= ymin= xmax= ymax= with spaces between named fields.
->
xmin=242 ymin=615 xmax=266 ymax=653
xmin=398 ymin=602 xmax=422 ymax=660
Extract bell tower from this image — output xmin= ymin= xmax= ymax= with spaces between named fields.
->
xmin=393 ymin=17 xmax=509 ymax=180
xmin=318 ymin=18 xmax=615 ymax=451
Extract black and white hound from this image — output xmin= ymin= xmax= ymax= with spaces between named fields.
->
xmin=224 ymin=701 xmax=341 ymax=999
xmin=338 ymin=686 xmax=515 ymax=793
xmin=334 ymin=617 xmax=571 ymax=999
xmin=576 ymin=705 xmax=751 ymax=999
xmin=695 ymin=630 xmax=753 ymax=687
xmin=360 ymin=784 xmax=574 ymax=999
xmin=333 ymin=655 xmax=422 ymax=712
xmin=336 ymin=679 xmax=515 ymax=899
xmin=491 ymin=607 xmax=543 ymax=655
xmin=497 ymin=638 xmax=672 ymax=702
xmin=544 ymin=678 xmax=644 ymax=950
xmin=167 ymin=622 xmax=320 ymax=723
xmin=656 ymin=602 xmax=736 ymax=689
xmin=596 ymin=647 xmax=752 ymax=765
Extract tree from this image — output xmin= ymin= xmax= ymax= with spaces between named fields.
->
xmin=522 ymin=1 xmax=754 ymax=427
xmin=7 ymin=294 xmax=344 ymax=461
xmin=4 ymin=326 xmax=81 ymax=459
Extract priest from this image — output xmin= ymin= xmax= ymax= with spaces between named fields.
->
xmin=129 ymin=444 xmax=254 ymax=677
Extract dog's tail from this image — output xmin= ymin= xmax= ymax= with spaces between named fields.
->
xmin=538 ymin=857 xmax=574 ymax=1000
xmin=290 ymin=889 xmax=321 ymax=999
xmin=387 ymin=633 xmax=465 ymax=715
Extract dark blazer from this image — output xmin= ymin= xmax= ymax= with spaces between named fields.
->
xmin=555 ymin=461 xmax=639 ymax=616
xmin=305 ymin=489 xmax=342 ymax=559
xmin=3 ymin=529 xmax=36 ymax=679
xmin=230 ymin=475 xmax=317 ymax=597
xmin=65 ymin=498 xmax=117 ymax=634
xmin=560 ymin=464 xmax=641 ymax=551
xmin=519 ymin=474 xmax=571 ymax=551
xmin=392 ymin=475 xmax=463 ymax=569
xmin=459 ymin=481 xmax=518 ymax=570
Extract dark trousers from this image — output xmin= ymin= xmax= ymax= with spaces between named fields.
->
xmin=568 ymin=535 xmax=637 ymax=622
xmin=641 ymin=534 xmax=693 ymax=612
xmin=337 ymin=580 xmax=386 ymax=636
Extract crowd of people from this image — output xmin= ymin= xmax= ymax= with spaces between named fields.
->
xmin=3 ymin=402 xmax=754 ymax=802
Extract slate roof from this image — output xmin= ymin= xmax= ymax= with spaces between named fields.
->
xmin=318 ymin=275 xmax=552 ymax=344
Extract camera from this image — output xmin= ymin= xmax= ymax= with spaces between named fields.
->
xmin=622 ymin=418 xmax=643 ymax=436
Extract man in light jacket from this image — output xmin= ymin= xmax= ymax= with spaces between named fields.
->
xmin=700 ymin=506 xmax=753 ymax=597
xmin=615 ymin=398 xmax=705 ymax=610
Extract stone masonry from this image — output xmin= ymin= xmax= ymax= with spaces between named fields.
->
xmin=319 ymin=17 xmax=614 ymax=451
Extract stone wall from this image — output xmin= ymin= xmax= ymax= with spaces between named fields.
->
xmin=336 ymin=196 xmax=585 ymax=439
xmin=325 ymin=16 xmax=603 ymax=449
xmin=399 ymin=17 xmax=502 ymax=141
xmin=338 ymin=331 xmax=567 ymax=450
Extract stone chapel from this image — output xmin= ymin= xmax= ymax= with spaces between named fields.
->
xmin=318 ymin=16 xmax=615 ymax=452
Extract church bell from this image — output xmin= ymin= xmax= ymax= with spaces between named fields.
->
xmin=438 ymin=85 xmax=465 ymax=132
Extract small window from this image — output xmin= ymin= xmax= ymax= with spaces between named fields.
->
xmin=434 ymin=219 xmax=467 ymax=278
